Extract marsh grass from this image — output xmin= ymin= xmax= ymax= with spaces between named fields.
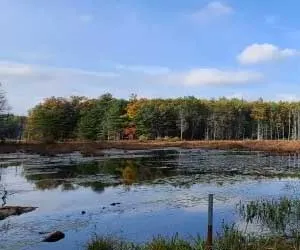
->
xmin=143 ymin=234 xmax=205 ymax=250
xmin=5 ymin=140 xmax=300 ymax=155
xmin=87 ymin=234 xmax=205 ymax=250
xmin=238 ymin=198 xmax=300 ymax=236
xmin=87 ymin=236 xmax=139 ymax=250
xmin=87 ymin=228 xmax=300 ymax=250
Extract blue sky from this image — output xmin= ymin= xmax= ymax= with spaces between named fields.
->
xmin=1 ymin=0 xmax=300 ymax=114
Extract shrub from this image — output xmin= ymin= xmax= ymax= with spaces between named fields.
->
xmin=169 ymin=136 xmax=180 ymax=142
xmin=138 ymin=135 xmax=149 ymax=142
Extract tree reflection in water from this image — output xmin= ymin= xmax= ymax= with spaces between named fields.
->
xmin=23 ymin=151 xmax=178 ymax=193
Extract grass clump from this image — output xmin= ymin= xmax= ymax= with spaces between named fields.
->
xmin=87 ymin=236 xmax=138 ymax=250
xmin=87 ymin=235 xmax=205 ymax=250
xmin=143 ymin=234 xmax=205 ymax=250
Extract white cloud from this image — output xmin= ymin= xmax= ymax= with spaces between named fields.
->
xmin=115 ymin=64 xmax=170 ymax=75
xmin=111 ymin=64 xmax=261 ymax=86
xmin=181 ymin=68 xmax=262 ymax=86
xmin=79 ymin=14 xmax=93 ymax=23
xmin=237 ymin=43 xmax=300 ymax=64
xmin=0 ymin=62 xmax=34 ymax=77
xmin=0 ymin=61 xmax=117 ymax=80
xmin=0 ymin=61 xmax=263 ymax=114
xmin=191 ymin=1 xmax=233 ymax=22
xmin=275 ymin=93 xmax=298 ymax=102
xmin=0 ymin=61 xmax=118 ymax=114
xmin=226 ymin=92 xmax=246 ymax=100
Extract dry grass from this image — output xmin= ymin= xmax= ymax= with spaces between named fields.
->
xmin=2 ymin=140 xmax=300 ymax=155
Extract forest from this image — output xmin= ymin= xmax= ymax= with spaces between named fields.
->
xmin=13 ymin=93 xmax=300 ymax=142
xmin=2 ymin=80 xmax=300 ymax=142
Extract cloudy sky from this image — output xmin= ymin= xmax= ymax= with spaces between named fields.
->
xmin=1 ymin=0 xmax=300 ymax=114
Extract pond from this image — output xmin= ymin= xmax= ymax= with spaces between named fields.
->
xmin=1 ymin=148 xmax=300 ymax=250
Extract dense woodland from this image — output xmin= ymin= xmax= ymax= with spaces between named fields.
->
xmin=19 ymin=94 xmax=300 ymax=142
xmin=3 ymin=83 xmax=300 ymax=142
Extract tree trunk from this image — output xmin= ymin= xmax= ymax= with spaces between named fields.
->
xmin=298 ymin=110 xmax=300 ymax=140
xmin=257 ymin=120 xmax=261 ymax=140
xmin=294 ymin=111 xmax=297 ymax=140
xmin=205 ymin=126 xmax=209 ymax=140
xmin=270 ymin=122 xmax=273 ymax=140
xmin=213 ymin=114 xmax=216 ymax=140
xmin=288 ymin=110 xmax=291 ymax=140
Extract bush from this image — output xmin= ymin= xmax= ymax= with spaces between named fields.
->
xmin=169 ymin=136 xmax=180 ymax=142
xmin=138 ymin=135 xmax=149 ymax=142
xmin=163 ymin=136 xmax=180 ymax=142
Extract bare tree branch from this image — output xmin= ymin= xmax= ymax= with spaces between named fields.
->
xmin=0 ymin=83 xmax=8 ymax=114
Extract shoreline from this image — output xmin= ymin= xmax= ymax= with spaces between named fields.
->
xmin=1 ymin=140 xmax=300 ymax=155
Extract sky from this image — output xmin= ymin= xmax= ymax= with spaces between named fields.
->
xmin=1 ymin=0 xmax=300 ymax=114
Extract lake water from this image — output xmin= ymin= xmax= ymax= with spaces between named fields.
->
xmin=1 ymin=148 xmax=300 ymax=250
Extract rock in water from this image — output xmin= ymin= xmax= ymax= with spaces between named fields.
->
xmin=110 ymin=202 xmax=121 ymax=206
xmin=43 ymin=231 xmax=65 ymax=242
xmin=0 ymin=206 xmax=37 ymax=220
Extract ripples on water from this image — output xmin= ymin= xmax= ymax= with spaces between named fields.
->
xmin=1 ymin=149 xmax=300 ymax=250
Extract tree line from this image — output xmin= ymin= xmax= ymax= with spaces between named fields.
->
xmin=2 ymin=82 xmax=300 ymax=142
xmin=20 ymin=94 xmax=300 ymax=142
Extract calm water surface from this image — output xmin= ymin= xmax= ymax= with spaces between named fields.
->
xmin=1 ymin=149 xmax=300 ymax=250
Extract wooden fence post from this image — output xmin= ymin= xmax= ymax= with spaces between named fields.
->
xmin=207 ymin=194 xmax=213 ymax=249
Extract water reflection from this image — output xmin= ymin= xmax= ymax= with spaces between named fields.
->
xmin=35 ymin=180 xmax=77 ymax=191
xmin=19 ymin=151 xmax=178 ymax=191
xmin=1 ymin=150 xmax=300 ymax=193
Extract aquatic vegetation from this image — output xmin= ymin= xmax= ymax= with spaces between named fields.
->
xmin=87 ymin=225 xmax=300 ymax=250
xmin=143 ymin=233 xmax=205 ymax=250
xmin=238 ymin=198 xmax=300 ymax=236
xmin=87 ymin=234 xmax=205 ymax=250
xmin=87 ymin=236 xmax=139 ymax=250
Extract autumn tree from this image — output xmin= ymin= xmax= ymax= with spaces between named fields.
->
xmin=25 ymin=97 xmax=79 ymax=142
